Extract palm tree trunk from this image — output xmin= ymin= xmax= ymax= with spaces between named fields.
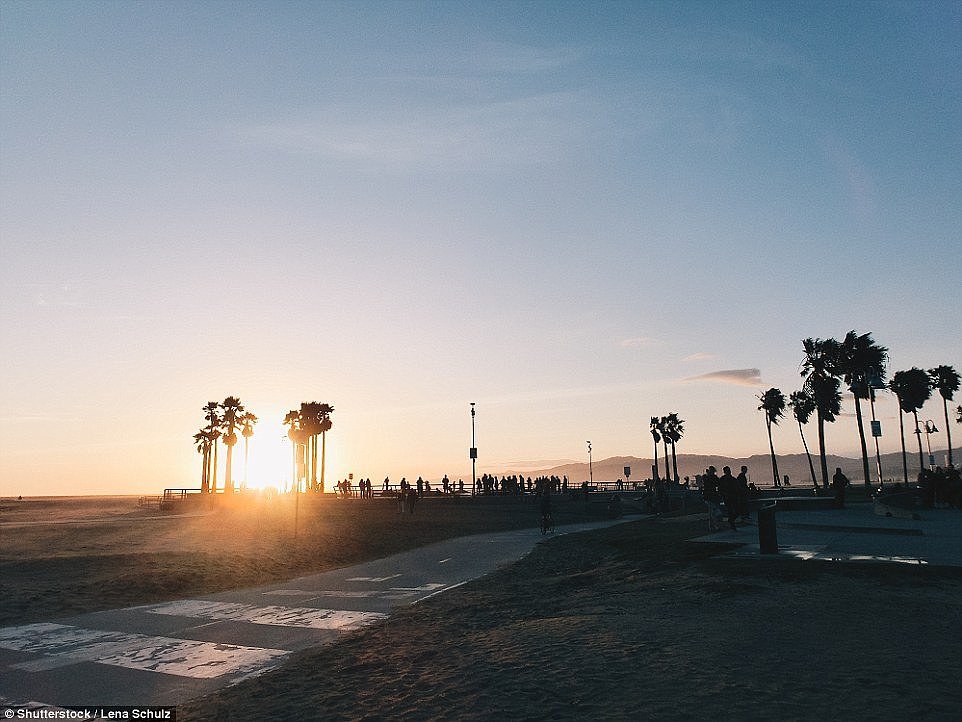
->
xmin=663 ymin=439 xmax=670 ymax=481
xmin=799 ymin=421 xmax=818 ymax=486
xmin=944 ymin=397 xmax=954 ymax=468
xmin=201 ymin=448 xmax=209 ymax=494
xmin=212 ymin=441 xmax=219 ymax=494
xmin=854 ymin=395 xmax=871 ymax=487
xmin=653 ymin=442 xmax=659 ymax=482
xmin=310 ymin=436 xmax=318 ymax=492
xmin=670 ymin=441 xmax=679 ymax=483
xmin=321 ymin=431 xmax=327 ymax=494
xmin=224 ymin=446 xmax=233 ymax=494
xmin=898 ymin=407 xmax=908 ymax=484
xmin=766 ymin=415 xmax=780 ymax=486
xmin=817 ymin=411 xmax=829 ymax=489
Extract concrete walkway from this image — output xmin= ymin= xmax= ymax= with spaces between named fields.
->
xmin=691 ymin=502 xmax=962 ymax=566
xmin=0 ymin=518 xmax=635 ymax=710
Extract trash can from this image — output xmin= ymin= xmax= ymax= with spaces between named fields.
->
xmin=758 ymin=505 xmax=778 ymax=554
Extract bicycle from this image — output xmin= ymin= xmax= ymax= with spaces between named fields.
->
xmin=540 ymin=512 xmax=554 ymax=535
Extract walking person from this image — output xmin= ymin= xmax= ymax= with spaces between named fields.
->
xmin=718 ymin=466 xmax=739 ymax=531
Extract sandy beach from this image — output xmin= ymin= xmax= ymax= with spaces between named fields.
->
xmin=0 ymin=493 xmax=610 ymax=626
xmin=177 ymin=514 xmax=962 ymax=721
xmin=4 ymin=495 xmax=962 ymax=720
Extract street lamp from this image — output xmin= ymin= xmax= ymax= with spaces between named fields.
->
xmin=866 ymin=374 xmax=887 ymax=488
xmin=586 ymin=441 xmax=593 ymax=487
xmin=469 ymin=403 xmax=477 ymax=495
xmin=920 ymin=420 xmax=939 ymax=469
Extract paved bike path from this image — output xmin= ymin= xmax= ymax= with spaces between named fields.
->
xmin=0 ymin=518 xmax=636 ymax=710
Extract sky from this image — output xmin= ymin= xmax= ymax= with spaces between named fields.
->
xmin=1 ymin=0 xmax=960 ymax=496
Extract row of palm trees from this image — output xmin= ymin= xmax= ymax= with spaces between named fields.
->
xmin=757 ymin=331 xmax=959 ymax=488
xmin=193 ymin=397 xmax=258 ymax=494
xmin=283 ymin=402 xmax=334 ymax=493
xmin=649 ymin=413 xmax=685 ymax=482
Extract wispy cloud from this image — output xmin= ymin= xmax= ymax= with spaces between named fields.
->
xmin=684 ymin=368 xmax=763 ymax=387
xmin=232 ymin=92 xmax=594 ymax=170
xmin=683 ymin=352 xmax=715 ymax=362
xmin=619 ymin=336 xmax=658 ymax=349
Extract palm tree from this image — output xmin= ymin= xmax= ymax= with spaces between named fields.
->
xmin=758 ymin=388 xmax=786 ymax=487
xmin=838 ymin=331 xmax=888 ymax=486
xmin=928 ymin=365 xmax=960 ymax=467
xmin=219 ymin=396 xmax=245 ymax=494
xmin=957 ymin=405 xmax=962 ymax=425
xmin=889 ymin=368 xmax=932 ymax=480
xmin=658 ymin=415 xmax=671 ymax=481
xmin=240 ymin=411 xmax=258 ymax=490
xmin=664 ymin=412 xmax=685 ymax=483
xmin=649 ymin=417 xmax=661 ymax=482
xmin=283 ymin=409 xmax=304 ymax=493
xmin=801 ymin=337 xmax=843 ymax=489
xmin=203 ymin=402 xmax=220 ymax=493
xmin=789 ymin=389 xmax=819 ymax=486
xmin=194 ymin=430 xmax=211 ymax=494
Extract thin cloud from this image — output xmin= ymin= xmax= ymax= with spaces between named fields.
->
xmin=683 ymin=352 xmax=715 ymax=362
xmin=684 ymin=368 xmax=763 ymax=387
xmin=619 ymin=337 xmax=657 ymax=349
xmin=231 ymin=92 xmax=593 ymax=170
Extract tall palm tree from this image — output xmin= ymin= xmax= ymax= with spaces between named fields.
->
xmin=838 ymin=331 xmax=888 ymax=486
xmin=203 ymin=401 xmax=220 ymax=493
xmin=664 ymin=412 xmax=685 ymax=483
xmin=284 ymin=409 xmax=304 ymax=493
xmin=789 ymin=389 xmax=819 ymax=486
xmin=240 ymin=411 xmax=258 ymax=490
xmin=194 ymin=430 xmax=211 ymax=494
xmin=889 ymin=368 xmax=932 ymax=479
xmin=658 ymin=415 xmax=671 ymax=481
xmin=758 ymin=388 xmax=786 ymax=486
xmin=219 ymin=396 xmax=245 ymax=494
xmin=801 ymin=337 xmax=843 ymax=489
xmin=928 ymin=365 xmax=960 ymax=467
xmin=649 ymin=417 xmax=661 ymax=482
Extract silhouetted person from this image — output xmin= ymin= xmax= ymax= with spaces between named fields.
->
xmin=832 ymin=467 xmax=849 ymax=508
xmin=718 ymin=466 xmax=738 ymax=531
xmin=416 ymin=477 xmax=424 ymax=498
xmin=702 ymin=466 xmax=721 ymax=531
xmin=736 ymin=465 xmax=751 ymax=522
xmin=783 ymin=474 xmax=791 ymax=487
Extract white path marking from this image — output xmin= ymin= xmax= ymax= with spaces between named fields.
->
xmin=0 ymin=623 xmax=287 ymax=679
xmin=345 ymin=574 xmax=402 ymax=583
xmin=261 ymin=589 xmax=317 ymax=596
xmin=438 ymin=558 xmax=451 ymax=564
xmin=146 ymin=600 xmax=387 ymax=630
xmin=389 ymin=583 xmax=446 ymax=592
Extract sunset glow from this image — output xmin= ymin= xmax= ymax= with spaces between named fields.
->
xmin=1 ymin=2 xmax=959 ymax=496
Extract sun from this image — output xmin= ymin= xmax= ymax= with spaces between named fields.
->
xmin=243 ymin=416 xmax=295 ymax=491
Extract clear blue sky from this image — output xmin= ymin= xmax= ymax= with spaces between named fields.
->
xmin=1 ymin=1 xmax=959 ymax=494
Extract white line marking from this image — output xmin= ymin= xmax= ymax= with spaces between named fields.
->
xmin=416 ymin=581 xmax=467 ymax=603
xmin=388 ymin=583 xmax=446 ymax=592
xmin=0 ymin=623 xmax=287 ymax=679
xmin=438 ymin=558 xmax=451 ymax=564
xmin=146 ymin=600 xmax=387 ymax=631
xmin=345 ymin=574 xmax=402 ymax=583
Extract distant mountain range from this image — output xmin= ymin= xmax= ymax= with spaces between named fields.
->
xmin=493 ymin=447 xmax=961 ymax=486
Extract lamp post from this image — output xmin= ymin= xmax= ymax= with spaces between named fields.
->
xmin=866 ymin=374 xmax=886 ymax=488
xmin=470 ymin=403 xmax=477 ymax=495
xmin=587 ymin=441 xmax=593 ymax=487
xmin=921 ymin=420 xmax=939 ymax=469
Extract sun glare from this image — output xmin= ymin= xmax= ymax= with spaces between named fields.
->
xmin=245 ymin=417 xmax=294 ymax=491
